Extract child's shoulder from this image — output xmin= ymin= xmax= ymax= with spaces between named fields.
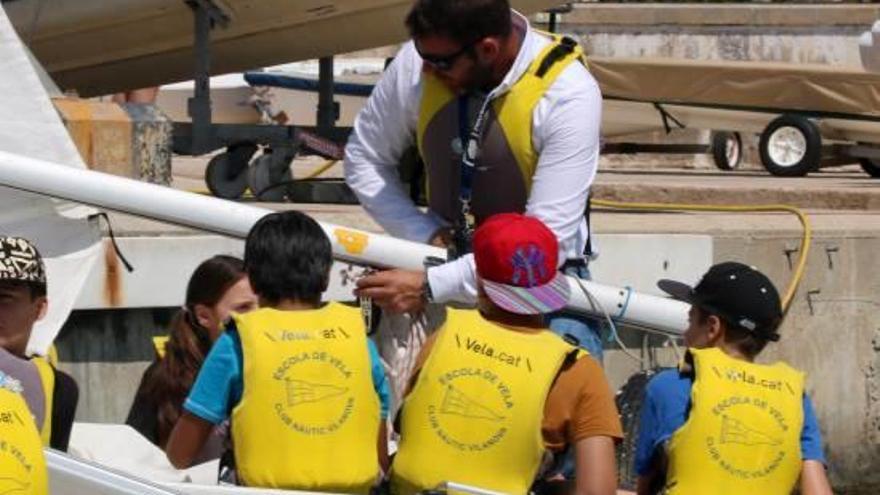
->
xmin=646 ymin=368 xmax=693 ymax=399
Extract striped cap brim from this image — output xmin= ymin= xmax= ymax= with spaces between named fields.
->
xmin=482 ymin=271 xmax=571 ymax=315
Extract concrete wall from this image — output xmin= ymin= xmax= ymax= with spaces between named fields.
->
xmin=603 ymin=224 xmax=879 ymax=494
xmin=55 ymin=308 xmax=173 ymax=424
xmin=713 ymin=233 xmax=880 ymax=495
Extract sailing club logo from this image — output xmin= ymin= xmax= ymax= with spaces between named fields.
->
xmin=705 ymin=395 xmax=791 ymax=479
xmin=427 ymin=367 xmax=513 ymax=452
xmin=272 ymin=350 xmax=355 ymax=436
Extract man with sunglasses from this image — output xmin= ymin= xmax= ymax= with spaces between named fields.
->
xmin=345 ymin=0 xmax=603 ymax=405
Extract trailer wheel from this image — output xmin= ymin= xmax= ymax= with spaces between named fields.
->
xmin=859 ymin=158 xmax=880 ymax=178
xmin=616 ymin=368 xmax=669 ymax=490
xmin=759 ymin=115 xmax=822 ymax=177
xmin=248 ymin=151 xmax=293 ymax=202
xmin=711 ymin=131 xmax=743 ymax=171
xmin=205 ymin=142 xmax=257 ymax=199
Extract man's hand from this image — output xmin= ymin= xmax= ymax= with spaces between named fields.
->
xmin=355 ymin=269 xmax=427 ymax=314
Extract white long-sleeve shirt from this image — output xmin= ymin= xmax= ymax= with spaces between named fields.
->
xmin=344 ymin=13 xmax=601 ymax=305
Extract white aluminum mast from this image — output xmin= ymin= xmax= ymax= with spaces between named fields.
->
xmin=0 ymin=150 xmax=687 ymax=334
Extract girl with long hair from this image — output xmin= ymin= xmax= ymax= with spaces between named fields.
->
xmin=126 ymin=255 xmax=257 ymax=453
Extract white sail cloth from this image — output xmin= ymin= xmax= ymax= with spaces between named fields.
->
xmin=0 ymin=4 xmax=101 ymax=355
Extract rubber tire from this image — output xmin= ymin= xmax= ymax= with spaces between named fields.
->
xmin=204 ymin=143 xmax=257 ymax=199
xmin=758 ymin=115 xmax=822 ymax=177
xmin=859 ymin=158 xmax=880 ymax=178
xmin=711 ymin=131 xmax=743 ymax=171
xmin=205 ymin=156 xmax=243 ymax=199
xmin=615 ymin=368 xmax=669 ymax=491
xmin=248 ymin=152 xmax=293 ymax=202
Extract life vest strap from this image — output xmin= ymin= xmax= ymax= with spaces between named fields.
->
xmin=535 ymin=36 xmax=579 ymax=78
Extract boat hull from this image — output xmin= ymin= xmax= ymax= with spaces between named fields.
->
xmin=4 ymin=0 xmax=560 ymax=97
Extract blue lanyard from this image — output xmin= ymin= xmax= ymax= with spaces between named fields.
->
xmin=457 ymin=96 xmax=475 ymax=207
xmin=452 ymin=94 xmax=492 ymax=258
xmin=457 ymin=95 xmax=492 ymax=229
xmin=451 ymin=95 xmax=477 ymax=257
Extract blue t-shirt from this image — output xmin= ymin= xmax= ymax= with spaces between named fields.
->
xmin=634 ymin=368 xmax=825 ymax=476
xmin=184 ymin=323 xmax=391 ymax=424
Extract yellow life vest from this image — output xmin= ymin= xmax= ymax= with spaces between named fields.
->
xmin=416 ymin=35 xmax=586 ymax=224
xmin=0 ymin=375 xmax=49 ymax=495
xmin=31 ymin=357 xmax=54 ymax=447
xmin=666 ymin=347 xmax=804 ymax=495
xmin=392 ymin=309 xmax=579 ymax=495
xmin=45 ymin=345 xmax=59 ymax=367
xmin=230 ymin=303 xmax=380 ymax=492
xmin=152 ymin=335 xmax=169 ymax=359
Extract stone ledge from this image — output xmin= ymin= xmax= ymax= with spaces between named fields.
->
xmin=557 ymin=4 xmax=880 ymax=27
xmin=592 ymin=177 xmax=880 ymax=212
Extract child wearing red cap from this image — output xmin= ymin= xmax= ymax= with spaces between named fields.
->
xmin=390 ymin=213 xmax=621 ymax=495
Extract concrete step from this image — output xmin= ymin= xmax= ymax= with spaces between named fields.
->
xmin=594 ymin=167 xmax=880 ymax=211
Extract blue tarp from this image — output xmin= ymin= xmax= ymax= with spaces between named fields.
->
xmin=244 ymin=72 xmax=375 ymax=97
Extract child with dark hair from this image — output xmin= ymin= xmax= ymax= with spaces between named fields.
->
xmin=0 ymin=236 xmax=78 ymax=452
xmin=165 ymin=211 xmax=390 ymax=493
xmin=635 ymin=263 xmax=832 ymax=495
xmin=126 ymin=255 xmax=257 ymax=454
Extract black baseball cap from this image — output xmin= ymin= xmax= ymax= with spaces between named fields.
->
xmin=658 ymin=262 xmax=783 ymax=341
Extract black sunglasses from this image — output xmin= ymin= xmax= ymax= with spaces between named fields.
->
xmin=415 ymin=40 xmax=477 ymax=72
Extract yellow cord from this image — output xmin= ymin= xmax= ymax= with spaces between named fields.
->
xmin=591 ymin=199 xmax=812 ymax=311
xmin=301 ymin=160 xmax=338 ymax=180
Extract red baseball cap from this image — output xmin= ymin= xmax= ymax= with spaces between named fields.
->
xmin=473 ymin=213 xmax=570 ymax=314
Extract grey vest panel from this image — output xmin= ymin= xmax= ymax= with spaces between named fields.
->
xmin=421 ymin=96 xmax=529 ymax=225
xmin=0 ymin=347 xmax=46 ymax=430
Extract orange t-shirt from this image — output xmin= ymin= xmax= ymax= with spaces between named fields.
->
xmin=402 ymin=328 xmax=623 ymax=452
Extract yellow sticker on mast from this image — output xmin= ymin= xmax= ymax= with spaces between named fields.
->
xmin=334 ymin=229 xmax=369 ymax=255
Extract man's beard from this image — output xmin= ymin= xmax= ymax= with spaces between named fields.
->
xmin=463 ymin=60 xmax=496 ymax=93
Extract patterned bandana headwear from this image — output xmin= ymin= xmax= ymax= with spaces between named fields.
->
xmin=0 ymin=236 xmax=46 ymax=285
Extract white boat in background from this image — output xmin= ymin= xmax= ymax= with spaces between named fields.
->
xmin=156 ymin=73 xmax=259 ymax=125
xmin=245 ymin=59 xmax=385 ymax=127
xmin=155 ymin=59 xmax=385 ymax=126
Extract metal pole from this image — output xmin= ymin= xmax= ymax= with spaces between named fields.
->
xmin=188 ymin=2 xmax=213 ymax=154
xmin=0 ymin=150 xmax=443 ymax=271
xmin=316 ymin=56 xmax=338 ymax=134
xmin=0 ymin=150 xmax=687 ymax=334
xmin=545 ymin=4 xmax=573 ymax=35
